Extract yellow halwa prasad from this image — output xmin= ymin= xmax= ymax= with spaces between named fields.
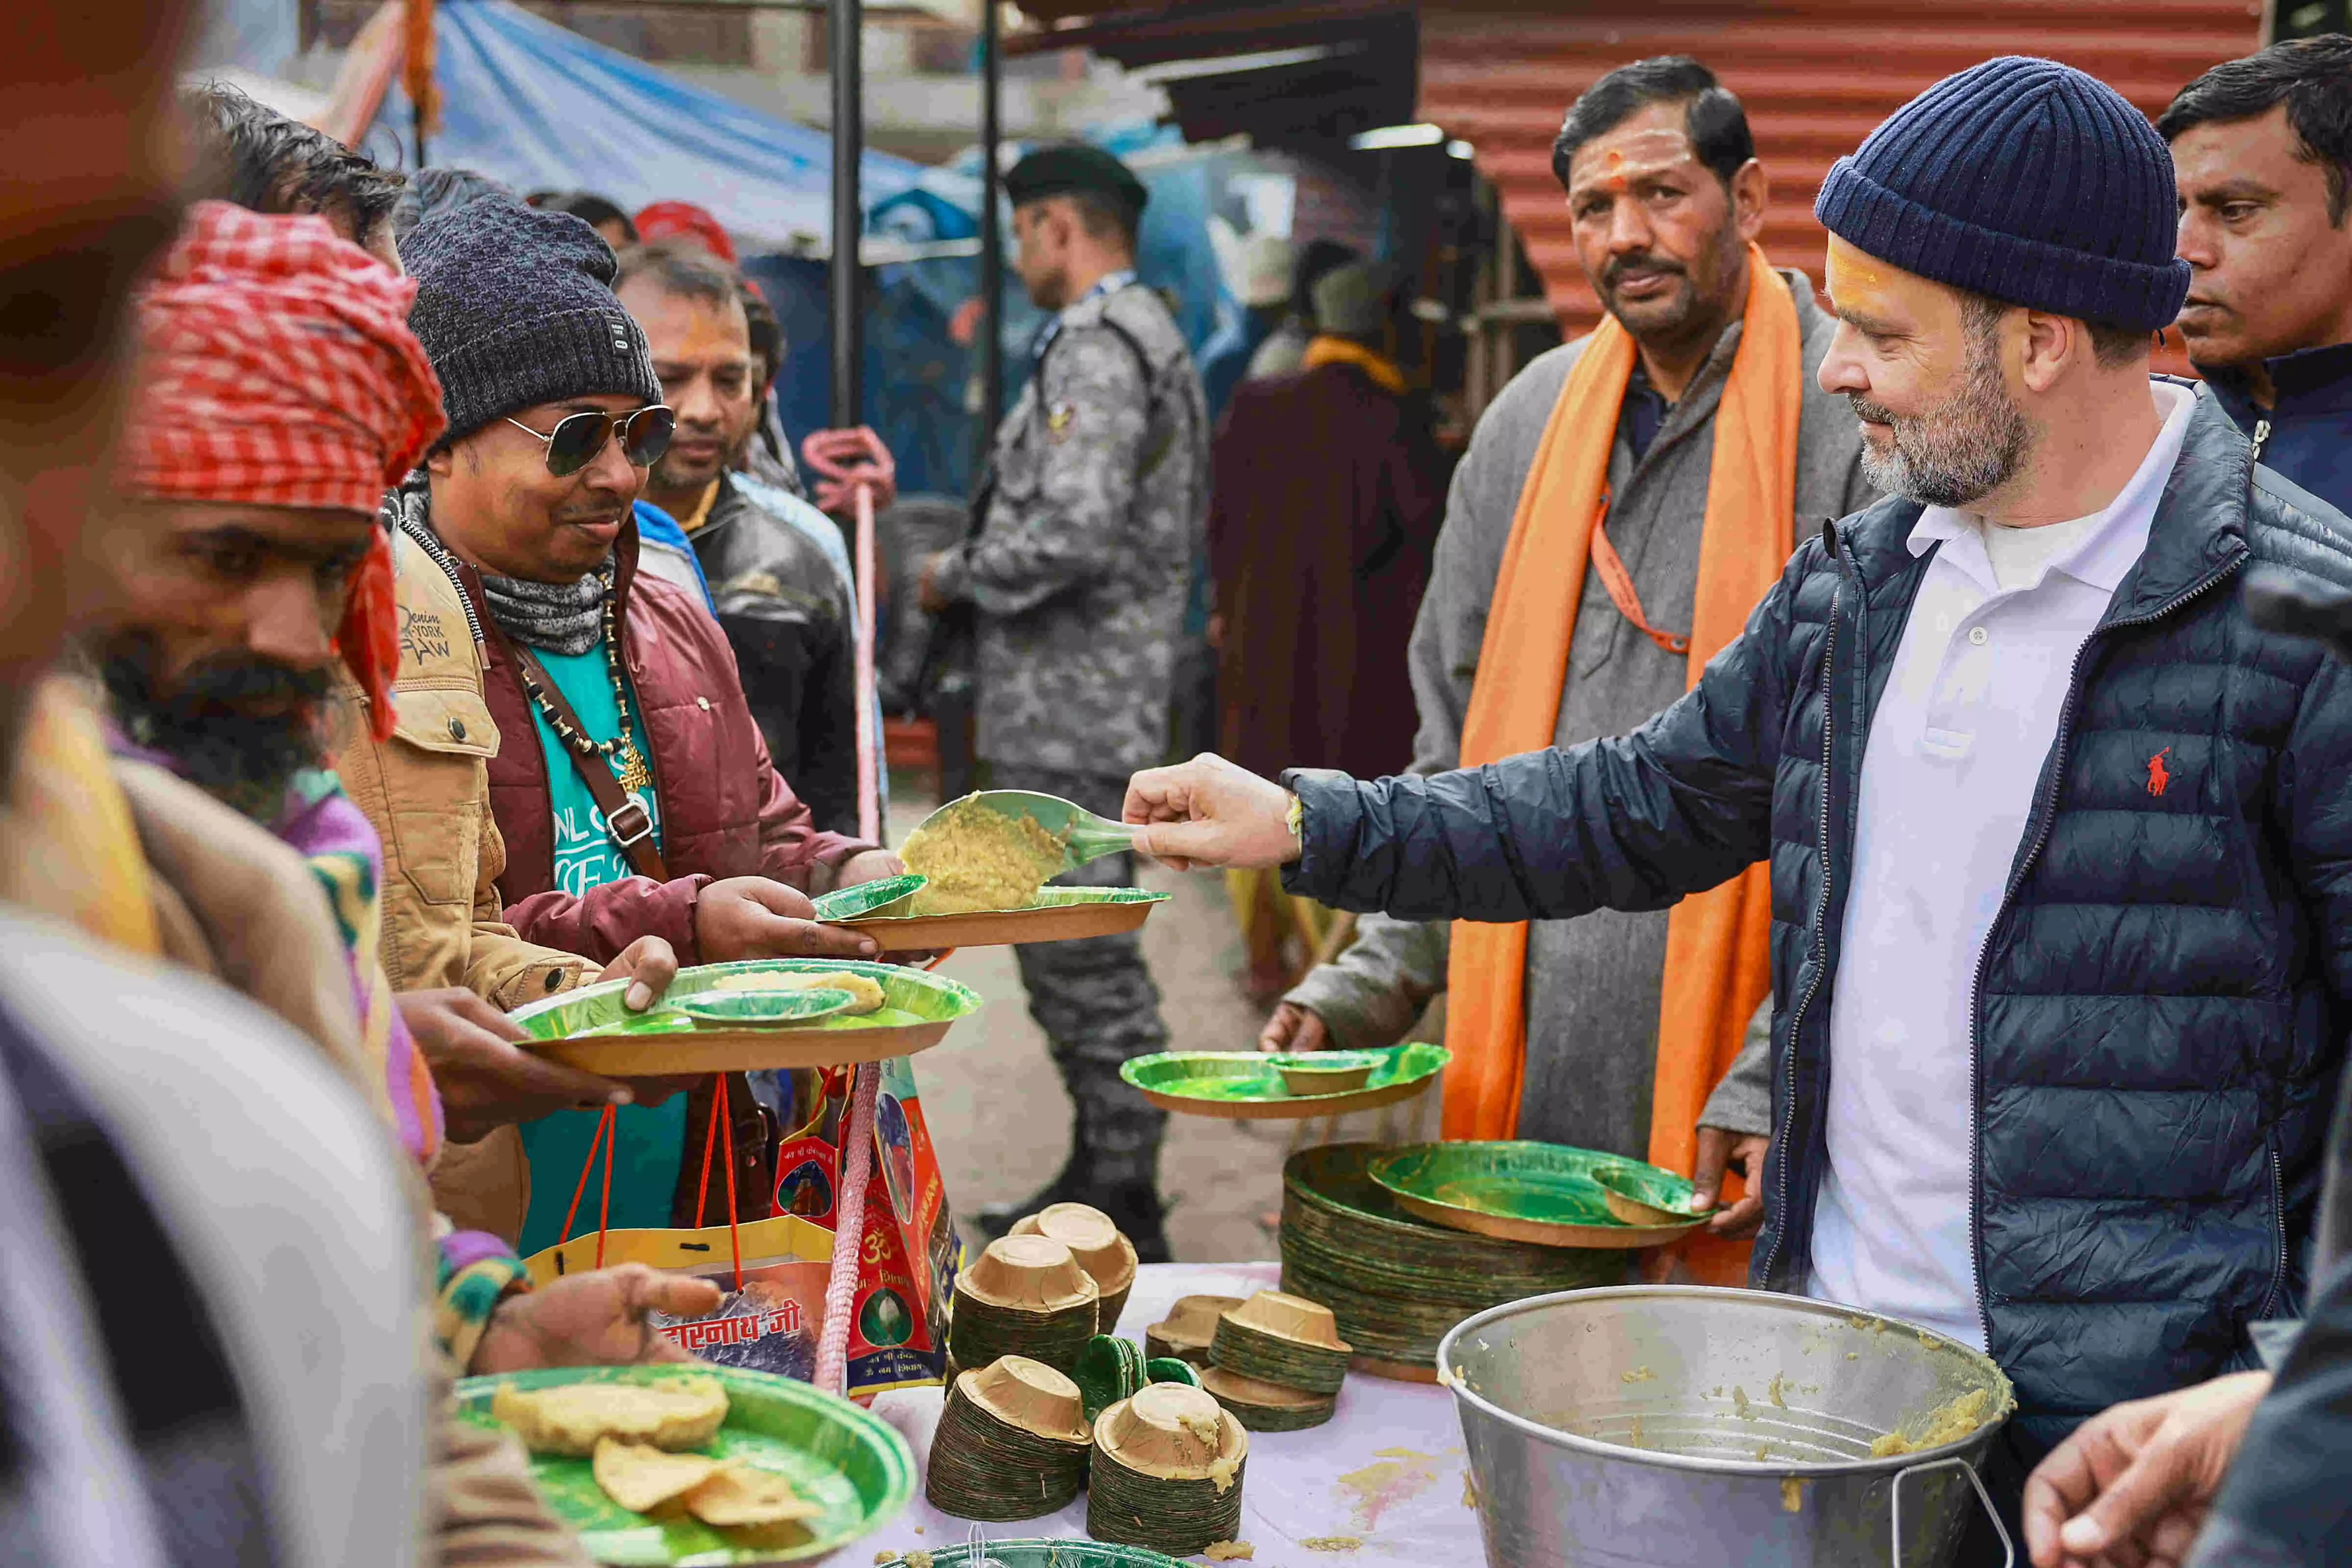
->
xmin=900 ymin=798 xmax=1067 ymax=915
xmin=1867 ymin=1387 xmax=1991 ymax=1458
xmin=491 ymin=1377 xmax=729 ymax=1456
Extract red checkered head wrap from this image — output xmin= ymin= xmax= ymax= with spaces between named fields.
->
xmin=119 ymin=200 xmax=448 ymax=740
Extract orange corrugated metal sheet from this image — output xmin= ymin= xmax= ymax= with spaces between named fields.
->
xmin=1420 ymin=0 xmax=2263 ymax=342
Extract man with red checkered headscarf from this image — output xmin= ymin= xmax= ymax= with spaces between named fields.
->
xmin=89 ymin=200 xmax=722 ymax=1418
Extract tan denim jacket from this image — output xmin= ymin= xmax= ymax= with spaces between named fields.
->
xmin=335 ymin=529 xmax=599 ymax=1244
xmin=337 ymin=529 xmax=597 ymax=1009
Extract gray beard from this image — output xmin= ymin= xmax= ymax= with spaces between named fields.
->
xmin=1855 ymin=350 xmax=2033 ymax=509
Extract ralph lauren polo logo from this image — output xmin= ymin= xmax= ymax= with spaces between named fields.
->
xmin=2147 ymin=748 xmax=2173 ymax=798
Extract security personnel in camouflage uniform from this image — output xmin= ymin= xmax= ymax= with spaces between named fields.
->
xmin=921 ymin=145 xmax=1208 ymax=1259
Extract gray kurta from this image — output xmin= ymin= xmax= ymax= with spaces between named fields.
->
xmin=1287 ymin=268 xmax=1877 ymax=1158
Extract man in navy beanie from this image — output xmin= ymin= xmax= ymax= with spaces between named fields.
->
xmin=1111 ymin=55 xmax=2352 ymax=1553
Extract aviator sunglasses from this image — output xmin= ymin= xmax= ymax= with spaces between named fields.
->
xmin=505 ymin=404 xmax=678 ymax=477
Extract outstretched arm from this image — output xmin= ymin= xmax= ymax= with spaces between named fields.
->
xmin=1127 ymin=562 xmax=1800 ymax=924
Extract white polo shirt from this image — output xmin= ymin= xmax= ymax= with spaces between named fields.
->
xmin=1806 ymin=382 xmax=2196 ymax=1347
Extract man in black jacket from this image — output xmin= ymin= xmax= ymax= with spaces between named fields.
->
xmin=2164 ymin=38 xmax=2352 ymax=516
xmin=614 ymin=241 xmax=862 ymax=834
xmin=1124 ymin=57 xmax=2352 ymax=1526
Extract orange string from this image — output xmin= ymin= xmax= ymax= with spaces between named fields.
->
xmin=719 ymin=1074 xmax=742 ymax=1292
xmin=695 ymin=1072 xmax=723 ymax=1227
xmin=595 ymin=1104 xmax=616 ymax=1269
xmin=558 ymin=1102 xmax=615 ymax=1254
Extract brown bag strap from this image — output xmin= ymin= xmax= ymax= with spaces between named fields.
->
xmin=494 ymin=628 xmax=671 ymax=882
xmin=1590 ymin=493 xmax=1692 ymax=657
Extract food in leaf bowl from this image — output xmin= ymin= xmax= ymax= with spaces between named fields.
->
xmin=506 ymin=958 xmax=980 ymax=1076
xmin=1121 ymin=1043 xmax=1451 ymax=1122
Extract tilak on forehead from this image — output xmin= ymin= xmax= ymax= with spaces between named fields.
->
xmin=1566 ymin=127 xmax=1700 ymax=200
xmin=1824 ymin=234 xmax=1932 ymax=321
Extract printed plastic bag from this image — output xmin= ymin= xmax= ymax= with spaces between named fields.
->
xmin=519 ymin=1055 xmax=956 ymax=1399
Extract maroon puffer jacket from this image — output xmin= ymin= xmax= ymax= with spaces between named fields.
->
xmin=458 ymin=523 xmax=875 ymax=965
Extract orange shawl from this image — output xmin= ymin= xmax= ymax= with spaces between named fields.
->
xmin=1444 ymin=246 xmax=1798 ymax=1279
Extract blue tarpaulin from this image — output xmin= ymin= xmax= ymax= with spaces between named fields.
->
xmin=368 ymin=0 xmax=930 ymax=247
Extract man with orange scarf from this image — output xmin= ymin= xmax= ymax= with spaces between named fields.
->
xmin=1267 ymin=57 xmax=1871 ymax=1276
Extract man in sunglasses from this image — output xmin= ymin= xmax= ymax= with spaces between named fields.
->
xmin=383 ymin=195 xmax=904 ymax=1252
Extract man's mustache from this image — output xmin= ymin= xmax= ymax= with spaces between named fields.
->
xmin=1603 ymin=252 xmax=1687 ymax=290
xmin=120 ymin=651 xmax=334 ymax=710
xmin=1849 ymin=394 xmax=1901 ymax=426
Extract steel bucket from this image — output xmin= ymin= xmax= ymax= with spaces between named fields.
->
xmin=1438 ymin=1286 xmax=2016 ymax=1568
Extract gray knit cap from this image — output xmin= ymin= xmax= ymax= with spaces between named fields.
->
xmin=398 ymin=197 xmax=662 ymax=446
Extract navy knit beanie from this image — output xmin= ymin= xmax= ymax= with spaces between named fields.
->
xmin=398 ymin=196 xmax=662 ymax=446
xmin=1815 ymin=56 xmax=2190 ymax=332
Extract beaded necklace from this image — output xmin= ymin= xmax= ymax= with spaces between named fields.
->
xmin=512 ymin=566 xmax=654 ymax=796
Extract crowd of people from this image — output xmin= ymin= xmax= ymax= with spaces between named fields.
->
xmin=7 ymin=4 xmax=2352 ymax=1565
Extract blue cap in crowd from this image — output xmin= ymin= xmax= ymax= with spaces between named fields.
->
xmin=1815 ymin=56 xmax=2192 ymax=333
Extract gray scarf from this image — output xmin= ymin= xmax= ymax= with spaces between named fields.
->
xmin=390 ymin=476 xmax=610 ymax=656
xmin=478 ymin=567 xmax=607 ymax=657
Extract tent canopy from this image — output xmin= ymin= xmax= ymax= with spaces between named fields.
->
xmin=370 ymin=0 xmax=932 ymax=248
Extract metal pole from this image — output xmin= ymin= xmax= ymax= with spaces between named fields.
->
xmin=977 ymin=0 xmax=1004 ymax=460
xmin=829 ymin=0 xmax=862 ymax=430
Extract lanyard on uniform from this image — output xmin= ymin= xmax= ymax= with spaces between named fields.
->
xmin=1031 ymin=269 xmax=1139 ymax=362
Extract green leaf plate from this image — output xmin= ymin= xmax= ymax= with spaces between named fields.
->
xmin=454 ymin=1364 xmax=914 ymax=1566
xmin=809 ymin=873 xmax=927 ymax=922
xmin=1119 ymin=1041 xmax=1451 ymax=1121
xmin=506 ymin=959 xmax=981 ymax=1076
xmin=660 ymin=989 xmax=856 ymax=1028
xmin=835 ymin=886 xmax=1168 ymax=953
xmin=1592 ymin=1160 xmax=1711 ymax=1226
xmin=1367 ymin=1141 xmax=1708 ymax=1250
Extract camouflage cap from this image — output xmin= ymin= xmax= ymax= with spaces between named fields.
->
xmin=1004 ymin=143 xmax=1149 ymax=222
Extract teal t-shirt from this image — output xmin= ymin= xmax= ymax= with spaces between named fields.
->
xmin=515 ymin=636 xmax=689 ymax=1257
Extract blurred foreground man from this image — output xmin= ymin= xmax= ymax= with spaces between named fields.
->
xmin=1125 ymin=58 xmax=2352 ymax=1536
xmin=392 ymin=196 xmax=899 ymax=1254
xmin=80 ymin=198 xmax=763 ymax=1564
xmin=0 ymin=14 xmax=426 ymax=1562
xmin=919 ymin=145 xmax=1208 ymax=1256
xmin=1273 ymin=58 xmax=1871 ymax=1275
xmin=2163 ymin=37 xmax=2352 ymax=513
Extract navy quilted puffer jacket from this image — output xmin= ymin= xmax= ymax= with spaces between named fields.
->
xmin=1283 ymin=389 xmax=2352 ymax=1451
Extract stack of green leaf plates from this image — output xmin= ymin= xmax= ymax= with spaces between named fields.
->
xmin=1086 ymin=1386 xmax=1247 ymax=1558
xmin=1143 ymin=1295 xmax=1237 ymax=1366
xmin=455 ymin=1364 xmax=912 ymax=1565
xmin=1198 ymin=1366 xmax=1336 ymax=1433
xmin=925 ymin=1358 xmax=1092 ymax=1522
xmin=949 ymin=1236 xmax=1102 ymax=1379
xmin=1208 ymin=1292 xmax=1350 ymax=1395
xmin=1279 ymin=1143 xmax=1627 ymax=1377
